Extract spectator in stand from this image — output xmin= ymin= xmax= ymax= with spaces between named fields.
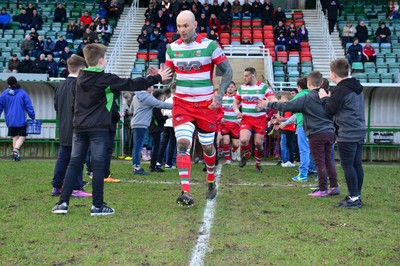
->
xmin=54 ymin=3 xmax=67 ymax=23
xmin=287 ymin=31 xmax=301 ymax=51
xmin=220 ymin=0 xmax=232 ymax=11
xmin=355 ymin=20 xmax=368 ymax=43
xmin=137 ymin=29 xmax=150 ymax=50
xmin=149 ymin=27 xmax=163 ymax=50
xmin=203 ymin=3 xmax=212 ymax=19
xmin=157 ymin=37 xmax=169 ymax=68
xmin=142 ymin=19 xmax=154 ymax=35
xmin=207 ymin=29 xmax=219 ymax=42
xmin=31 ymin=9 xmax=42 ymax=30
xmin=96 ymin=18 xmax=112 ymax=45
xmin=32 ymin=35 xmax=44 ymax=59
xmin=83 ymin=28 xmax=97 ymax=43
xmin=96 ymin=5 xmax=108 ymax=19
xmin=209 ymin=13 xmax=221 ymax=34
xmin=77 ymin=39 xmax=89 ymax=57
xmin=232 ymin=0 xmax=242 ymax=18
xmin=77 ymin=21 xmax=86 ymax=39
xmin=93 ymin=13 xmax=102 ymax=26
xmin=197 ymin=13 xmax=209 ymax=33
xmin=274 ymin=20 xmax=286 ymax=37
xmin=29 ymin=27 xmax=39 ymax=42
xmin=178 ymin=0 xmax=191 ymax=13
xmin=58 ymin=47 xmax=73 ymax=68
xmin=80 ymin=11 xmax=93 ymax=26
xmin=108 ymin=0 xmax=121 ymax=19
xmin=0 ymin=8 xmax=11 ymax=30
xmin=210 ymin=0 xmax=221 ymax=17
xmin=388 ymin=1 xmax=399 ymax=19
xmin=12 ymin=4 xmax=24 ymax=22
xmin=375 ymin=22 xmax=391 ymax=45
xmin=262 ymin=0 xmax=274 ymax=26
xmin=53 ymin=36 xmax=69 ymax=57
xmin=342 ymin=21 xmax=356 ymax=46
xmin=346 ymin=38 xmax=362 ymax=65
xmin=191 ymin=3 xmax=202 ymax=20
xmin=252 ymin=0 xmax=263 ymax=19
xmin=169 ymin=0 xmax=180 ymax=16
xmin=18 ymin=9 xmax=32 ymax=31
xmin=19 ymin=55 xmax=34 ymax=73
xmin=44 ymin=37 xmax=55 ymax=56
xmin=218 ymin=6 xmax=231 ymax=31
xmin=153 ymin=9 xmax=168 ymax=32
xmin=274 ymin=6 xmax=286 ymax=25
xmin=363 ymin=40 xmax=376 ymax=63
xmin=327 ymin=0 xmax=339 ymax=34
xmin=32 ymin=53 xmax=48 ymax=73
xmin=275 ymin=32 xmax=287 ymax=53
xmin=241 ymin=36 xmax=253 ymax=45
xmin=242 ymin=0 xmax=252 ymax=18
xmin=20 ymin=35 xmax=35 ymax=56
xmin=66 ymin=21 xmax=79 ymax=41
xmin=166 ymin=12 xmax=177 ymax=32
xmin=87 ymin=21 xmax=97 ymax=32
xmin=192 ymin=0 xmax=203 ymax=12
xmin=298 ymin=24 xmax=309 ymax=41
xmin=26 ymin=3 xmax=36 ymax=18
xmin=7 ymin=54 xmax=21 ymax=73
xmin=46 ymin=54 xmax=58 ymax=77
xmin=287 ymin=22 xmax=297 ymax=36
xmin=145 ymin=3 xmax=156 ymax=21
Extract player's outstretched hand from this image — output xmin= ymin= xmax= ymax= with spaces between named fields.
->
xmin=208 ymin=95 xmax=222 ymax=110
xmin=256 ymin=98 xmax=269 ymax=111
xmin=158 ymin=67 xmax=173 ymax=82
xmin=318 ymin=89 xmax=331 ymax=99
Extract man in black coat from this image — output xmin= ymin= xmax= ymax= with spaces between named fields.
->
xmin=327 ymin=0 xmax=340 ymax=34
xmin=375 ymin=22 xmax=391 ymax=45
xmin=355 ymin=20 xmax=368 ymax=43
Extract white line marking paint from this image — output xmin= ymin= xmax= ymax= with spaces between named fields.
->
xmin=189 ymin=164 xmax=222 ymax=266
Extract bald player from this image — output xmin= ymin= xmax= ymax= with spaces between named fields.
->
xmin=164 ymin=11 xmax=233 ymax=207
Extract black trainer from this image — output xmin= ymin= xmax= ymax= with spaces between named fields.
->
xmin=150 ymin=166 xmax=165 ymax=173
xmin=132 ymin=167 xmax=149 ymax=176
xmin=255 ymin=165 xmax=263 ymax=173
xmin=52 ymin=202 xmax=68 ymax=214
xmin=206 ymin=182 xmax=217 ymax=200
xmin=239 ymin=156 xmax=248 ymax=167
xmin=90 ymin=204 xmax=115 ymax=216
xmin=176 ymin=191 xmax=194 ymax=207
xmin=335 ymin=196 xmax=362 ymax=209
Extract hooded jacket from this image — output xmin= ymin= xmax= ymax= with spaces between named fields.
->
xmin=130 ymin=91 xmax=172 ymax=129
xmin=0 ymin=85 xmax=35 ymax=127
xmin=73 ymin=68 xmax=162 ymax=132
xmin=268 ymin=89 xmax=334 ymax=137
xmin=320 ymin=77 xmax=366 ymax=142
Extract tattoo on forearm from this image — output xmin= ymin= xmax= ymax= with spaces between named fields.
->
xmin=217 ymin=60 xmax=233 ymax=98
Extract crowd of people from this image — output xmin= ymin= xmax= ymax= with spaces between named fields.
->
xmin=2 ymin=1 xmax=123 ymax=76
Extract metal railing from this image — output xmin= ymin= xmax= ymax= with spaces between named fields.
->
xmin=316 ymin=0 xmax=337 ymax=62
xmin=105 ymin=0 xmax=138 ymax=74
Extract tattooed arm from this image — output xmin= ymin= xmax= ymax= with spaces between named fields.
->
xmin=209 ymin=60 xmax=233 ymax=109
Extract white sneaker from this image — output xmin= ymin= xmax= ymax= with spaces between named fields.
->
xmin=225 ymin=160 xmax=231 ymax=165
xmin=281 ymin=161 xmax=289 ymax=167
xmin=231 ymin=150 xmax=238 ymax=161
xmin=287 ymin=162 xmax=296 ymax=167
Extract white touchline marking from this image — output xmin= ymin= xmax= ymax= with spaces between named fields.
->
xmin=120 ymin=179 xmax=316 ymax=188
xmin=189 ymin=164 xmax=222 ymax=266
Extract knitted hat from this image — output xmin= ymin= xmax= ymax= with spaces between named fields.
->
xmin=7 ymin=76 xmax=18 ymax=87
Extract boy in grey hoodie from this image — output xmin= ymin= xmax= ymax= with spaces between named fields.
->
xmin=129 ymin=86 xmax=172 ymax=175
xmin=258 ymin=71 xmax=339 ymax=197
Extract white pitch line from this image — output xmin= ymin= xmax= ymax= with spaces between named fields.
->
xmin=189 ymin=164 xmax=222 ymax=266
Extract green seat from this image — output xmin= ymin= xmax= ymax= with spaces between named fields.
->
xmin=381 ymin=73 xmax=393 ymax=83
xmin=287 ymin=61 xmax=298 ymax=72
xmin=376 ymin=63 xmax=388 ymax=74
xmin=351 ymin=62 xmax=364 ymax=72
xmin=355 ymin=73 xmax=368 ymax=83
xmin=368 ymin=73 xmax=380 ymax=83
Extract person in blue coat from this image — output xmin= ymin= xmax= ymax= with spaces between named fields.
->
xmin=0 ymin=76 xmax=35 ymax=161
xmin=0 ymin=7 xmax=11 ymax=30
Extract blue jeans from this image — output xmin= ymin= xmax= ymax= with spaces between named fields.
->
xmin=296 ymin=126 xmax=316 ymax=177
xmin=280 ymin=133 xmax=289 ymax=162
xmin=60 ymin=131 xmax=109 ymax=207
xmin=52 ymin=145 xmax=84 ymax=190
xmin=338 ymin=141 xmax=364 ymax=197
xmin=132 ymin=128 xmax=148 ymax=167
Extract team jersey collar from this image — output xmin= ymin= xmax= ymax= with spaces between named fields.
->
xmin=177 ymin=34 xmax=203 ymax=45
xmin=84 ymin=67 xmax=104 ymax=72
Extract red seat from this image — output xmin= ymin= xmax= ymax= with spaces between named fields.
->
xmin=220 ymin=37 xmax=230 ymax=45
xmin=293 ymin=12 xmax=303 ymax=20
xmin=165 ymin=32 xmax=174 ymax=42
xmin=264 ymin=31 xmax=274 ymax=39
xmin=277 ymin=51 xmax=288 ymax=63
xmin=242 ymin=20 xmax=251 ymax=27
xmin=220 ymin=25 xmax=230 ymax=32
xmin=136 ymin=52 xmax=148 ymax=60
xmin=285 ymin=20 xmax=294 ymax=27
xmin=232 ymin=19 xmax=241 ymax=27
xmin=148 ymin=51 xmax=158 ymax=60
xmin=301 ymin=51 xmax=312 ymax=62
xmin=263 ymin=25 xmax=273 ymax=32
xmin=231 ymin=35 xmax=240 ymax=43
xmin=295 ymin=20 xmax=305 ymax=27
xmin=252 ymin=19 xmax=262 ymax=28
xmin=231 ymin=28 xmax=241 ymax=35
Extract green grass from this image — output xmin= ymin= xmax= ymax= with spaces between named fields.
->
xmin=0 ymin=159 xmax=399 ymax=265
